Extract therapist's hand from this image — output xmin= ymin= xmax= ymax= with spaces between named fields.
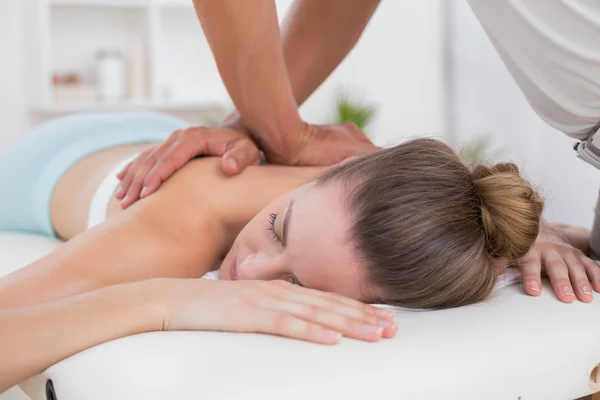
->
xmin=163 ymin=279 xmax=397 ymax=344
xmin=116 ymin=124 xmax=261 ymax=209
xmin=518 ymin=225 xmax=600 ymax=303
xmin=257 ymin=120 xmax=378 ymax=167
xmin=116 ymin=118 xmax=377 ymax=209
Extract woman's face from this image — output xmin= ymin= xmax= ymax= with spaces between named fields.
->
xmin=219 ymin=181 xmax=372 ymax=301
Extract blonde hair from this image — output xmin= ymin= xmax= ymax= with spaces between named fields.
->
xmin=318 ymin=139 xmax=544 ymax=309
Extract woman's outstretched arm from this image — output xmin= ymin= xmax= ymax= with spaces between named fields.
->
xmin=0 ymin=278 xmax=396 ymax=393
xmin=0 ymin=164 xmax=225 ymax=310
xmin=0 ymin=157 xmax=322 ymax=310
xmin=0 ymin=280 xmax=164 ymax=393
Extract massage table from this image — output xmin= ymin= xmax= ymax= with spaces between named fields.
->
xmin=1 ymin=232 xmax=599 ymax=400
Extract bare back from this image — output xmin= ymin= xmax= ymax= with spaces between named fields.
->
xmin=50 ymin=144 xmax=324 ymax=241
xmin=51 ymin=143 xmax=156 ymax=240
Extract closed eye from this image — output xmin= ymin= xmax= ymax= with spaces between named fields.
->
xmin=289 ymin=275 xmax=305 ymax=287
xmin=267 ymin=213 xmax=284 ymax=246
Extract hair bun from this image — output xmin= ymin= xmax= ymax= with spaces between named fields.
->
xmin=471 ymin=163 xmax=544 ymax=261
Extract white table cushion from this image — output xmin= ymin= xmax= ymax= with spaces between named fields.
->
xmin=1 ymin=232 xmax=598 ymax=400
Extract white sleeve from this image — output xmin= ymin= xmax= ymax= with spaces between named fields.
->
xmin=467 ymin=0 xmax=600 ymax=139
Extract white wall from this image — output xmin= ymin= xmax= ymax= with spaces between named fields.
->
xmin=449 ymin=1 xmax=600 ymax=227
xmin=291 ymin=0 xmax=446 ymax=146
xmin=0 ymin=0 xmax=446 ymax=150
xmin=0 ymin=0 xmax=28 ymax=151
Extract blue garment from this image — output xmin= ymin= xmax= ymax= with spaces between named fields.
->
xmin=0 ymin=112 xmax=188 ymax=237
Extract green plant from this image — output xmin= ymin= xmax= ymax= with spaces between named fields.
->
xmin=459 ymin=136 xmax=492 ymax=164
xmin=334 ymin=92 xmax=377 ymax=132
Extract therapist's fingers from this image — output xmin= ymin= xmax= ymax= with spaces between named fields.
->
xmin=581 ymin=255 xmax=600 ymax=293
xmin=139 ymin=127 xmax=229 ymax=197
xmin=116 ymin=149 xmax=153 ymax=200
xmin=139 ymin=142 xmax=194 ymax=198
xmin=121 ymin=151 xmax=161 ymax=208
xmin=116 ymin=161 xmax=132 ymax=181
xmin=563 ymin=252 xmax=594 ymax=303
xmin=517 ymin=252 xmax=542 ymax=296
xmin=139 ymin=129 xmax=215 ymax=198
xmin=542 ymin=250 xmax=576 ymax=303
xmin=220 ymin=137 xmax=261 ymax=175
xmin=128 ymin=135 xmax=182 ymax=201
xmin=117 ymin=130 xmax=179 ymax=186
xmin=117 ymin=131 xmax=179 ymax=201
xmin=115 ymin=160 xmax=134 ymax=198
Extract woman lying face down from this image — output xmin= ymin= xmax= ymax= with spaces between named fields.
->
xmin=219 ymin=138 xmax=544 ymax=309
xmin=0 ymin=138 xmax=543 ymax=317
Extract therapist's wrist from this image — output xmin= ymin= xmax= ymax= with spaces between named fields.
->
xmin=223 ymin=108 xmax=308 ymax=165
xmin=221 ymin=111 xmax=248 ymax=133
xmin=250 ymin=111 xmax=308 ymax=165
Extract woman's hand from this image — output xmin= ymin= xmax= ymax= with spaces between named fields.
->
xmin=517 ymin=224 xmax=600 ymax=303
xmin=163 ymin=279 xmax=397 ymax=344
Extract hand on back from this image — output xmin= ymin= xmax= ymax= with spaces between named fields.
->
xmin=116 ymin=117 xmax=377 ymax=209
xmin=116 ymin=122 xmax=261 ymax=208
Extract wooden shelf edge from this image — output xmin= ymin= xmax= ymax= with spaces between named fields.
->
xmin=31 ymin=100 xmax=227 ymax=114
xmin=48 ymin=0 xmax=194 ymax=8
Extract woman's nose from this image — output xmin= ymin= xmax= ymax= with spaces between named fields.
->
xmin=238 ymin=253 xmax=282 ymax=281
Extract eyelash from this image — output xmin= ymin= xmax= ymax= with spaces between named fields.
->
xmin=289 ymin=275 xmax=303 ymax=287
xmin=268 ymin=212 xmax=284 ymax=245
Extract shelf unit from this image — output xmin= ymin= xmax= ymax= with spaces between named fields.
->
xmin=24 ymin=0 xmax=230 ymax=121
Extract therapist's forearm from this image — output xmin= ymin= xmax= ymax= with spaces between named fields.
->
xmin=281 ymin=0 xmax=381 ymax=106
xmin=192 ymin=0 xmax=301 ymax=155
xmin=0 ymin=280 xmax=165 ymax=393
xmin=223 ymin=0 xmax=380 ymax=125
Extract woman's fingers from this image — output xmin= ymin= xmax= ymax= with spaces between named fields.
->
xmin=517 ymin=252 xmax=543 ymax=296
xmin=581 ymin=255 xmax=600 ymax=293
xmin=310 ymin=292 xmax=397 ymax=339
xmin=563 ymin=252 xmax=594 ymax=303
xmin=271 ymin=280 xmax=393 ymax=322
xmin=542 ymin=250 xmax=576 ymax=303
xmin=245 ymin=309 xmax=343 ymax=345
xmin=166 ymin=280 xmax=396 ymax=345
xmin=257 ymin=298 xmax=388 ymax=342
xmin=266 ymin=281 xmax=396 ymax=339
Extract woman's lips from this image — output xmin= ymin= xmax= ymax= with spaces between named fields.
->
xmin=230 ymin=256 xmax=238 ymax=281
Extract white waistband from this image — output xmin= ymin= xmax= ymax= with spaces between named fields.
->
xmin=87 ymin=153 xmax=140 ymax=230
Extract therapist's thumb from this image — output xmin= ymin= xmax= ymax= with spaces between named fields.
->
xmin=221 ymin=137 xmax=261 ymax=175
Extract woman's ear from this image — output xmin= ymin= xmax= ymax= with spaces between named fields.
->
xmin=340 ymin=155 xmax=358 ymax=166
xmin=324 ymin=155 xmax=358 ymax=172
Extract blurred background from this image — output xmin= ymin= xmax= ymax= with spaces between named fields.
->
xmin=0 ymin=0 xmax=598 ymax=231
